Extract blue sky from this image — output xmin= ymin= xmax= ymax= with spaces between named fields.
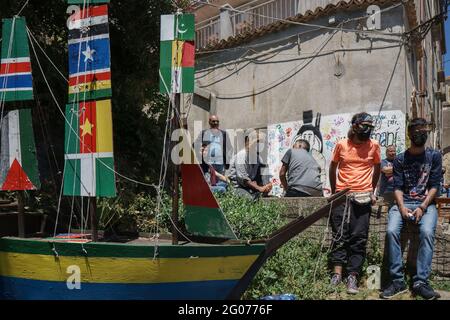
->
xmin=445 ymin=16 xmax=450 ymax=75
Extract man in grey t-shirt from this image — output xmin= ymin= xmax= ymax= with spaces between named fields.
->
xmin=279 ymin=139 xmax=323 ymax=197
xmin=229 ymin=132 xmax=272 ymax=200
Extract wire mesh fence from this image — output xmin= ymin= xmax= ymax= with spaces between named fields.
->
xmin=263 ymin=197 xmax=450 ymax=283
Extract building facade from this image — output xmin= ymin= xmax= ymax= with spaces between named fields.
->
xmin=187 ymin=0 xmax=447 ymax=195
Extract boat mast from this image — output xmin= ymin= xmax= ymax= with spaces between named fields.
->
xmin=171 ymin=93 xmax=180 ymax=245
xmin=90 ymin=197 xmax=98 ymax=241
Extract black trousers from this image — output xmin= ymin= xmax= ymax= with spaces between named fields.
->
xmin=330 ymin=200 xmax=371 ymax=275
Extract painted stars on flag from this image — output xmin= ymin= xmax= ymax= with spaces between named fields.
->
xmin=68 ymin=4 xmax=111 ymax=102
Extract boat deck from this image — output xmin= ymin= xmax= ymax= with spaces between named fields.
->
xmin=0 ymin=236 xmax=235 ymax=247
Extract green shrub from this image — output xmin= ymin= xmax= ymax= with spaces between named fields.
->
xmin=216 ymin=192 xmax=335 ymax=299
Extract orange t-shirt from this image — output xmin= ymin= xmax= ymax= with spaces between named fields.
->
xmin=331 ymin=138 xmax=381 ymax=193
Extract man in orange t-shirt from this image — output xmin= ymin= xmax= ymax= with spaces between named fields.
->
xmin=328 ymin=112 xmax=381 ymax=294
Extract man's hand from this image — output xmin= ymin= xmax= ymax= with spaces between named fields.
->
xmin=262 ymin=183 xmax=273 ymax=193
xmin=412 ymin=206 xmax=425 ymax=224
xmin=382 ymin=166 xmax=393 ymax=176
xmin=371 ymin=194 xmax=377 ymax=205
xmin=399 ymin=205 xmax=412 ymax=220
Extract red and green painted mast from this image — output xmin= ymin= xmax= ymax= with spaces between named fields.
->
xmin=0 ymin=16 xmax=40 ymax=238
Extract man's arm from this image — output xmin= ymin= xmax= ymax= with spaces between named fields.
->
xmin=279 ymin=163 xmax=289 ymax=191
xmin=216 ymin=171 xmax=230 ymax=184
xmin=393 ymin=156 xmax=411 ymax=219
xmin=245 ymin=180 xmax=264 ymax=193
xmin=413 ymin=151 xmax=442 ymax=223
xmin=372 ymin=163 xmax=381 ymax=191
xmin=329 ymin=161 xmax=338 ymax=194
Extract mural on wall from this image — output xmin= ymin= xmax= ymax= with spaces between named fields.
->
xmin=267 ymin=110 xmax=406 ymax=197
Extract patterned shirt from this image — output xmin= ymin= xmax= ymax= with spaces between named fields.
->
xmin=393 ymin=148 xmax=442 ymax=201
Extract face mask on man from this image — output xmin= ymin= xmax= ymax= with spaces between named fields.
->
xmin=411 ymin=131 xmax=428 ymax=146
xmin=354 ymin=124 xmax=373 ymax=141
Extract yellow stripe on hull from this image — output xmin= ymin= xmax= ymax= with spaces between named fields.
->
xmin=0 ymin=252 xmax=258 ymax=284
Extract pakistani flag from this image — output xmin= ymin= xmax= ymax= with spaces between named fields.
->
xmin=0 ymin=109 xmax=40 ymax=191
xmin=159 ymin=14 xmax=195 ymax=94
xmin=0 ymin=17 xmax=33 ymax=102
xmin=63 ymin=99 xmax=116 ymax=197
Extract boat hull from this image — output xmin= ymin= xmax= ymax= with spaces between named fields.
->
xmin=0 ymin=237 xmax=265 ymax=300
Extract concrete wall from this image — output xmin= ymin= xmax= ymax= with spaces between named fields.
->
xmin=191 ymin=5 xmax=412 ymax=134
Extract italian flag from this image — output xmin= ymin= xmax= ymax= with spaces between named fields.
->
xmin=159 ymin=14 xmax=195 ymax=94
xmin=63 ymin=99 xmax=116 ymax=197
xmin=0 ymin=109 xmax=40 ymax=190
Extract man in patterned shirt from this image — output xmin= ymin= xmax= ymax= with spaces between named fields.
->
xmin=381 ymin=118 xmax=442 ymax=300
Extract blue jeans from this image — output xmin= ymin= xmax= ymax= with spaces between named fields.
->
xmin=386 ymin=201 xmax=438 ymax=284
xmin=210 ymin=180 xmax=227 ymax=194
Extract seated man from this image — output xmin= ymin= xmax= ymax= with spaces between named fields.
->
xmin=228 ymin=131 xmax=272 ymax=200
xmin=381 ymin=118 xmax=442 ymax=300
xmin=379 ymin=145 xmax=397 ymax=205
xmin=279 ymin=139 xmax=323 ymax=197
xmin=200 ymin=142 xmax=229 ymax=194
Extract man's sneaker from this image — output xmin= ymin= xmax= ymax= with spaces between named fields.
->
xmin=346 ymin=273 xmax=359 ymax=294
xmin=380 ymin=281 xmax=408 ymax=299
xmin=412 ymin=282 xmax=440 ymax=300
xmin=330 ymin=273 xmax=342 ymax=286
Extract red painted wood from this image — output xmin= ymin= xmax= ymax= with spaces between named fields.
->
xmin=181 ymin=164 xmax=219 ymax=209
xmin=1 ymin=159 xmax=35 ymax=191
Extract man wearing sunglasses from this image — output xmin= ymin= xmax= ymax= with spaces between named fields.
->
xmin=329 ymin=112 xmax=381 ymax=294
xmin=381 ymin=118 xmax=442 ymax=300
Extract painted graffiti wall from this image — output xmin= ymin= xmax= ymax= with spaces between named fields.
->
xmin=267 ymin=110 xmax=406 ymax=197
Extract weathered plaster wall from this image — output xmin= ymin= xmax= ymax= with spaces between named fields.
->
xmin=191 ymin=6 xmax=412 ymax=134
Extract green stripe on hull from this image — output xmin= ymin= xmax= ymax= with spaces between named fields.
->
xmin=68 ymin=89 xmax=112 ymax=104
xmin=18 ymin=109 xmax=40 ymax=188
xmin=0 ymin=238 xmax=265 ymax=258
xmin=185 ymin=205 xmax=236 ymax=239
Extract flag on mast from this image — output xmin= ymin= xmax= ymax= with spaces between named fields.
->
xmin=63 ymin=100 xmax=116 ymax=197
xmin=159 ymin=14 xmax=195 ymax=94
xmin=0 ymin=109 xmax=40 ymax=191
xmin=67 ymin=4 xmax=112 ymax=102
xmin=0 ymin=17 xmax=33 ymax=102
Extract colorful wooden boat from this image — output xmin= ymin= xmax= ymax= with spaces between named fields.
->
xmin=0 ymin=4 xmax=350 ymax=300
xmin=0 ymin=237 xmax=265 ymax=300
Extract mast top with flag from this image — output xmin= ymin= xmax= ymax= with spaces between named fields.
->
xmin=159 ymin=11 xmax=195 ymax=94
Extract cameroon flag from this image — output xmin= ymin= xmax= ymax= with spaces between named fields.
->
xmin=159 ymin=14 xmax=195 ymax=94
xmin=63 ymin=99 xmax=116 ymax=197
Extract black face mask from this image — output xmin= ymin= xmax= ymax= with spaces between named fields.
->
xmin=411 ymin=131 xmax=428 ymax=146
xmin=354 ymin=124 xmax=373 ymax=141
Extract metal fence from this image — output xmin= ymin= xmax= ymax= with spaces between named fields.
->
xmin=196 ymin=0 xmax=300 ymax=49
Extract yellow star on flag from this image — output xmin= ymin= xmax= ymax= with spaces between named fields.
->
xmin=80 ymin=118 xmax=94 ymax=137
